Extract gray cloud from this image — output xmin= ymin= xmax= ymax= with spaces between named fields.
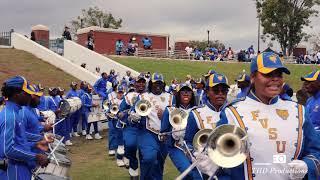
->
xmin=1 ymin=0 xmax=319 ymax=51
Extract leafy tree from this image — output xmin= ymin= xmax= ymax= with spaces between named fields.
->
xmin=255 ymin=0 xmax=320 ymax=55
xmin=69 ymin=6 xmax=122 ymax=38
xmin=188 ymin=40 xmax=225 ymax=51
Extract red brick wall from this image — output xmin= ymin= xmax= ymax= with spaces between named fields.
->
xmin=77 ymin=31 xmax=168 ymax=54
xmin=175 ymin=41 xmax=189 ymax=51
xmin=33 ymin=30 xmax=49 ymax=48
xmin=293 ymin=48 xmax=306 ymax=57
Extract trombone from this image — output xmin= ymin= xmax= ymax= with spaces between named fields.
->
xmin=106 ymin=103 xmax=119 ymax=119
xmin=159 ymin=108 xmax=189 ymax=140
xmin=135 ymin=99 xmax=152 ymax=116
xmin=176 ymin=125 xmax=248 ymax=180
xmin=169 ymin=108 xmax=188 ymax=130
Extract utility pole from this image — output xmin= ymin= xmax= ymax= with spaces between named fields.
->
xmin=207 ymin=30 xmax=210 ymax=47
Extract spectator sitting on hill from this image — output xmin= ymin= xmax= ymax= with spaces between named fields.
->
xmin=142 ymin=36 xmax=152 ymax=50
xmin=185 ymin=46 xmax=193 ymax=60
xmin=115 ymin=39 xmax=124 ymax=55
xmin=226 ymin=47 xmax=234 ymax=60
xmin=126 ymin=37 xmax=138 ymax=56
xmin=194 ymin=48 xmax=203 ymax=60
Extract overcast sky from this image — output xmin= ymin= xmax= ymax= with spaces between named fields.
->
xmin=1 ymin=0 xmax=319 ymax=51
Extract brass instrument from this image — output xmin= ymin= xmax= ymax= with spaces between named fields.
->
xmin=176 ymin=125 xmax=248 ymax=179
xmin=169 ymin=108 xmax=188 ymax=130
xmin=207 ymin=124 xmax=248 ymax=168
xmin=135 ymin=99 xmax=152 ymax=116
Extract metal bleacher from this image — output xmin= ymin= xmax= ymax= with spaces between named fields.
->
xmin=135 ymin=48 xmax=190 ymax=59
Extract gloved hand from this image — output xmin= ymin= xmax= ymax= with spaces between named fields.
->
xmin=193 ymin=151 xmax=219 ymax=176
xmin=129 ymin=112 xmax=141 ymax=123
xmin=288 ymin=160 xmax=308 ymax=179
xmin=172 ymin=129 xmax=185 ymax=140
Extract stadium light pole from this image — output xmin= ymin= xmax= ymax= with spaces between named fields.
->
xmin=207 ymin=30 xmax=210 ymax=47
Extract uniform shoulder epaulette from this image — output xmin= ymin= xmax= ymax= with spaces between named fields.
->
xmin=191 ymin=104 xmax=204 ymax=112
xmin=225 ymin=97 xmax=246 ymax=107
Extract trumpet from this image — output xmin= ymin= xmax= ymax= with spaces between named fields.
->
xmin=102 ymin=100 xmax=110 ymax=110
xmin=135 ymin=99 xmax=152 ymax=116
xmin=176 ymin=125 xmax=248 ymax=180
xmin=169 ymin=108 xmax=188 ymax=130
xmin=110 ymin=103 xmax=119 ymax=115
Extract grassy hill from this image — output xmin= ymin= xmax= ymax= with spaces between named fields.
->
xmin=0 ymin=48 xmax=79 ymax=91
xmin=111 ymin=56 xmax=319 ymax=91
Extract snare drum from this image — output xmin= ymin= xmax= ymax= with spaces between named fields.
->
xmin=33 ymin=163 xmax=69 ymax=180
xmin=59 ymin=97 xmax=82 ymax=118
xmin=40 ymin=111 xmax=56 ymax=124
xmin=52 ymin=152 xmax=71 ymax=167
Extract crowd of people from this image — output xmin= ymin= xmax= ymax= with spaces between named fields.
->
xmin=0 ymin=52 xmax=320 ymax=180
xmin=296 ymin=51 xmax=320 ymax=64
xmin=184 ymin=45 xmax=258 ymax=62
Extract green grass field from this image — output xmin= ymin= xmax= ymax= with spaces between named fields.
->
xmin=111 ymin=56 xmax=319 ymax=91
xmin=68 ymin=130 xmax=179 ymax=180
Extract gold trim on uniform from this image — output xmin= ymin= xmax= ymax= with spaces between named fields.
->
xmin=229 ymin=106 xmax=253 ymax=180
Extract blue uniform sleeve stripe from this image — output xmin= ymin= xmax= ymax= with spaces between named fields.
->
xmin=4 ymin=109 xmax=36 ymax=161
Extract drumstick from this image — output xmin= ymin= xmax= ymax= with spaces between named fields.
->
xmin=52 ymin=118 xmax=65 ymax=127
xmin=44 ymin=134 xmax=59 ymax=166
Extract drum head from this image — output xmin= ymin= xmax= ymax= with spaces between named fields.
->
xmin=35 ymin=173 xmax=69 ymax=180
xmin=59 ymin=100 xmax=71 ymax=117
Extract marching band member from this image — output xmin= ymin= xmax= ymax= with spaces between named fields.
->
xmin=79 ymin=81 xmax=88 ymax=135
xmin=48 ymin=87 xmax=72 ymax=146
xmin=131 ymin=73 xmax=175 ymax=180
xmin=36 ymin=84 xmax=48 ymax=111
xmin=124 ymin=70 xmax=134 ymax=85
xmin=107 ymin=85 xmax=126 ymax=167
xmin=81 ymin=84 xmax=101 ymax=140
xmin=235 ymin=72 xmax=250 ymax=99
xmin=47 ymin=87 xmax=59 ymax=113
xmin=279 ymin=83 xmax=293 ymax=101
xmin=160 ymin=83 xmax=202 ymax=179
xmin=301 ymin=70 xmax=320 ymax=130
xmin=220 ymin=52 xmax=320 ymax=179
xmin=0 ymin=76 xmax=49 ymax=180
xmin=66 ymin=82 xmax=81 ymax=137
xmin=203 ymin=69 xmax=216 ymax=81
xmin=20 ymin=87 xmax=52 ymax=143
xmin=119 ymin=73 xmax=146 ymax=178
xmin=93 ymin=72 xmax=110 ymax=101
xmin=194 ymin=78 xmax=206 ymax=106
xmin=184 ymin=73 xmax=230 ymax=177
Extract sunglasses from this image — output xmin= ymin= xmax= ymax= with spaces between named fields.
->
xmin=180 ymin=90 xmax=193 ymax=95
xmin=211 ymin=86 xmax=229 ymax=94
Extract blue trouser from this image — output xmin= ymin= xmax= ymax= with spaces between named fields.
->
xmin=71 ymin=110 xmax=81 ymax=132
xmin=81 ymin=111 xmax=87 ymax=131
xmin=6 ymin=162 xmax=32 ymax=180
xmin=138 ymin=129 xmax=168 ymax=180
xmin=123 ymin=126 xmax=139 ymax=170
xmin=168 ymin=146 xmax=202 ymax=180
xmin=55 ymin=118 xmax=70 ymax=143
xmin=108 ymin=119 xmax=124 ymax=160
